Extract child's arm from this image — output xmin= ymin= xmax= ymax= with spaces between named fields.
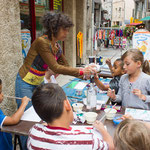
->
xmin=107 ymin=88 xmax=116 ymax=100
xmin=106 ymin=59 xmax=113 ymax=74
xmin=94 ymin=75 xmax=109 ymax=91
xmin=93 ymin=120 xmax=114 ymax=150
xmin=3 ymin=96 xmax=30 ymax=125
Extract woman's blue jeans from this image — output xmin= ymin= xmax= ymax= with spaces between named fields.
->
xmin=15 ymin=73 xmax=37 ymax=150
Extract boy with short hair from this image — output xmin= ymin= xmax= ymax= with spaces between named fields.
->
xmin=0 ymin=79 xmax=30 ymax=150
xmin=27 ymin=83 xmax=114 ymax=150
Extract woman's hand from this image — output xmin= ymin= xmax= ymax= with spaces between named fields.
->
xmin=132 ymin=89 xmax=146 ymax=101
xmin=83 ymin=65 xmax=97 ymax=76
xmin=107 ymin=88 xmax=116 ymax=100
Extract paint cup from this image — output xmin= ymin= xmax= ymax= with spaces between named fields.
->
xmin=72 ymin=103 xmax=84 ymax=112
xmin=84 ymin=112 xmax=98 ymax=124
xmin=104 ymin=108 xmax=117 ymax=120
xmin=89 ymin=56 xmax=95 ymax=64
xmin=96 ymin=57 xmax=100 ymax=64
xmin=76 ymin=89 xmax=82 ymax=96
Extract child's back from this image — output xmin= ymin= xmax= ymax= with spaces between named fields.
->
xmin=28 ymin=123 xmax=108 ymax=150
xmin=28 ymin=83 xmax=114 ymax=150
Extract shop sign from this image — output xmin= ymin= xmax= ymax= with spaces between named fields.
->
xmin=35 ymin=5 xmax=45 ymax=17
xmin=21 ymin=29 xmax=31 ymax=59
xmin=53 ymin=0 xmax=62 ymax=11
xmin=133 ymin=30 xmax=150 ymax=61
xmin=134 ymin=19 xmax=143 ymax=23
xmin=20 ymin=2 xmax=29 ymax=15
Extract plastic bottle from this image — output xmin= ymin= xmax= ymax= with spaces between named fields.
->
xmin=87 ymin=77 xmax=97 ymax=110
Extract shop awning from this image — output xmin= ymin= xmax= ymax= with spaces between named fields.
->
xmin=140 ymin=16 xmax=150 ymax=21
xmin=126 ymin=23 xmax=143 ymax=26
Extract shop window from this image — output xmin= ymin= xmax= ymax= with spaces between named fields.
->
xmin=35 ymin=0 xmax=50 ymax=38
xmin=20 ymin=0 xmax=31 ymax=31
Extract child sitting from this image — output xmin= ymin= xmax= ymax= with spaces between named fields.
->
xmin=107 ymin=49 xmax=150 ymax=109
xmin=114 ymin=118 xmax=150 ymax=150
xmin=27 ymin=83 xmax=114 ymax=150
xmin=0 ymin=79 xmax=30 ymax=150
xmin=94 ymin=58 xmax=124 ymax=94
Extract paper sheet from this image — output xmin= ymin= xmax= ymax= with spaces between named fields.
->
xmin=74 ymin=82 xmax=88 ymax=90
xmin=21 ymin=106 xmax=41 ymax=122
xmin=125 ymin=108 xmax=150 ymax=121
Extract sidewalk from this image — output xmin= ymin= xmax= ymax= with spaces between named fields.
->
xmin=56 ymin=47 xmax=127 ymax=86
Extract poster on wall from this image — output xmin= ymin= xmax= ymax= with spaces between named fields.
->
xmin=133 ymin=29 xmax=150 ymax=61
xmin=21 ymin=29 xmax=31 ymax=59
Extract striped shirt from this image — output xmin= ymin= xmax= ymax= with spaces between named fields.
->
xmin=27 ymin=124 xmax=108 ymax=150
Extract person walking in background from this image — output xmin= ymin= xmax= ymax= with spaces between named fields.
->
xmin=107 ymin=49 xmax=150 ymax=109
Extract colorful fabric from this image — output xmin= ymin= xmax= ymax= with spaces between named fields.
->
xmin=27 ymin=124 xmax=108 ymax=150
xmin=0 ymin=109 xmax=13 ymax=150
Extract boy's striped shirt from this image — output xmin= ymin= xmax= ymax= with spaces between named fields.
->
xmin=27 ymin=124 xmax=108 ymax=150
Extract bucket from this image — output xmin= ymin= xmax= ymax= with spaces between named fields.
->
xmin=89 ymin=56 xmax=95 ymax=64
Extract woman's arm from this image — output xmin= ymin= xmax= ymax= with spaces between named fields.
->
xmin=36 ymin=38 xmax=96 ymax=77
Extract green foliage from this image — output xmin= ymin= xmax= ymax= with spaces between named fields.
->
xmin=112 ymin=25 xmax=119 ymax=27
xmin=123 ymin=26 xmax=135 ymax=40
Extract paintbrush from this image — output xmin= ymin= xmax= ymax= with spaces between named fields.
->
xmin=4 ymin=95 xmax=31 ymax=100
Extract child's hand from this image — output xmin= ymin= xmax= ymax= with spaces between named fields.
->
xmin=93 ymin=120 xmax=106 ymax=133
xmin=94 ymin=73 xmax=99 ymax=79
xmin=107 ymin=88 xmax=116 ymax=100
xmin=121 ymin=114 xmax=133 ymax=120
xmin=132 ymin=89 xmax=146 ymax=101
xmin=21 ymin=96 xmax=31 ymax=105
xmin=106 ymin=59 xmax=111 ymax=66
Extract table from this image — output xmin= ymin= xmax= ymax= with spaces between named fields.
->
xmin=62 ymin=78 xmax=111 ymax=105
xmin=1 ymin=107 xmax=124 ymax=150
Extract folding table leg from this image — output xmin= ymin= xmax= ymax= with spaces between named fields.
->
xmin=14 ymin=135 xmax=23 ymax=150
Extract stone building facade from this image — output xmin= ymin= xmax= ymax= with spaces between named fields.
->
xmin=0 ymin=0 xmax=22 ymax=115
xmin=0 ymin=0 xmax=94 ymax=115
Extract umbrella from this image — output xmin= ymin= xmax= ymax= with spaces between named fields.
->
xmin=140 ymin=16 xmax=150 ymax=21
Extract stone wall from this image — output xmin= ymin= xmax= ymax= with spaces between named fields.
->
xmin=0 ymin=0 xmax=22 ymax=115
xmin=63 ymin=0 xmax=77 ymax=67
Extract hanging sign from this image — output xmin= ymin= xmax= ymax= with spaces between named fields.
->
xmin=133 ymin=29 xmax=150 ymax=61
xmin=77 ymin=32 xmax=83 ymax=59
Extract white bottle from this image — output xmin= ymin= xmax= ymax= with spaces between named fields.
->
xmin=87 ymin=82 xmax=97 ymax=110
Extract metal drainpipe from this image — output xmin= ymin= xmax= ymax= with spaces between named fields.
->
xmin=91 ymin=0 xmax=94 ymax=56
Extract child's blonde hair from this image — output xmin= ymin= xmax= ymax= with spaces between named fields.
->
xmin=121 ymin=49 xmax=150 ymax=75
xmin=114 ymin=119 xmax=150 ymax=150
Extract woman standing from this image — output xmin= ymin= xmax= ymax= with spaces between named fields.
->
xmin=15 ymin=11 xmax=96 ymax=150
xmin=15 ymin=11 xmax=96 ymax=109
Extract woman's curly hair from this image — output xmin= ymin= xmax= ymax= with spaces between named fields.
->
xmin=41 ymin=11 xmax=74 ymax=40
